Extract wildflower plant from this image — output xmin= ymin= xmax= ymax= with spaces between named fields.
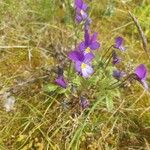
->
xmin=47 ymin=0 xmax=149 ymax=113
xmin=1 ymin=1 xmax=150 ymax=149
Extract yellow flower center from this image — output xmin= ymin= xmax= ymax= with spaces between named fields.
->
xmin=85 ymin=47 xmax=91 ymax=54
xmin=81 ymin=63 xmax=87 ymax=70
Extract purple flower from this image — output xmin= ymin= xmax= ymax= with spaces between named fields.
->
xmin=79 ymin=30 xmax=100 ymax=55
xmin=75 ymin=0 xmax=88 ymax=23
xmin=113 ymin=69 xmax=126 ymax=80
xmin=55 ymin=67 xmax=67 ymax=88
xmin=68 ymin=50 xmax=94 ymax=78
xmin=80 ymin=96 xmax=90 ymax=109
xmin=68 ymin=50 xmax=84 ymax=62
xmin=112 ymin=51 xmax=121 ymax=65
xmin=75 ymin=61 xmax=94 ymax=78
xmin=55 ymin=76 xmax=67 ymax=88
xmin=135 ymin=64 xmax=148 ymax=89
xmin=114 ymin=36 xmax=125 ymax=51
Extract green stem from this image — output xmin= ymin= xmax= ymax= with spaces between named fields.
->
xmin=108 ymin=74 xmax=135 ymax=90
xmin=101 ymin=45 xmax=113 ymax=62
xmin=103 ymin=52 xmax=113 ymax=70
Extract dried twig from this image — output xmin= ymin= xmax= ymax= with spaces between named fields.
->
xmin=0 ymin=75 xmax=49 ymax=97
xmin=0 ymin=46 xmax=28 ymax=49
xmin=128 ymin=11 xmax=150 ymax=61
xmin=10 ymin=75 xmax=49 ymax=93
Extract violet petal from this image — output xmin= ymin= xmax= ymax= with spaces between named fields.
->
xmin=75 ymin=61 xmax=82 ymax=73
xmin=82 ymin=63 xmax=94 ymax=78
xmin=114 ymin=36 xmax=125 ymax=51
xmin=91 ymin=32 xmax=98 ymax=42
xmin=55 ymin=76 xmax=67 ymax=88
xmin=135 ymin=64 xmax=147 ymax=80
xmin=79 ymin=41 xmax=86 ymax=51
xmin=75 ymin=14 xmax=82 ymax=23
xmin=75 ymin=0 xmax=83 ymax=8
xmin=83 ymin=53 xmax=94 ymax=63
xmin=82 ymin=3 xmax=88 ymax=11
xmin=68 ymin=50 xmax=84 ymax=62
xmin=89 ymin=41 xmax=100 ymax=50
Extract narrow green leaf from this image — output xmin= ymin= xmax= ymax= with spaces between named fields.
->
xmin=106 ymin=97 xmax=113 ymax=111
